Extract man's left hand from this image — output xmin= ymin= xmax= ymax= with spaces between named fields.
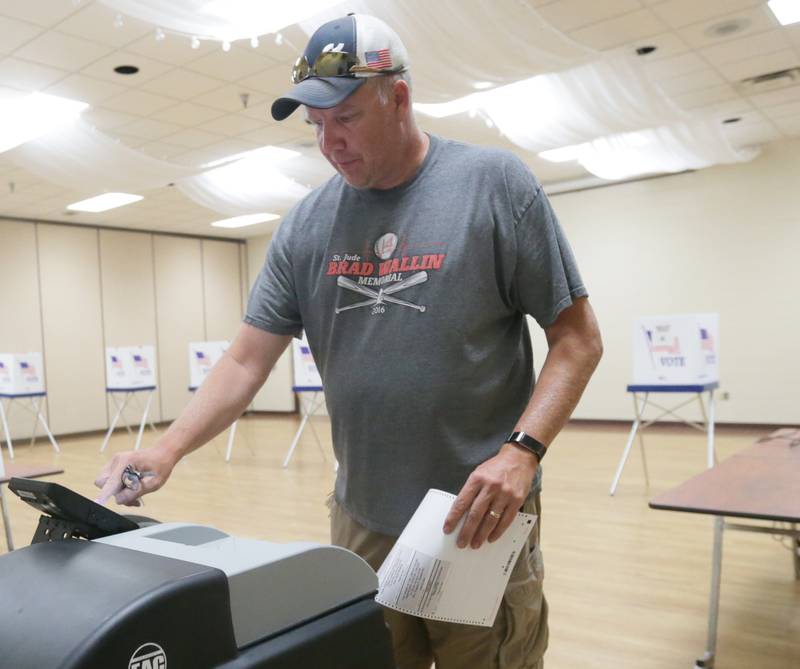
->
xmin=443 ymin=443 xmax=538 ymax=549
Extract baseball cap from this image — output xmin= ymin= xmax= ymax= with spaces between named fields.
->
xmin=271 ymin=14 xmax=409 ymax=121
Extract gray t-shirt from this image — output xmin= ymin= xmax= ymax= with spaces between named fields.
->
xmin=245 ymin=134 xmax=587 ymax=535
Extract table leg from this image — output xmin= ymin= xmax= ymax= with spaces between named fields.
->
xmin=0 ymin=398 xmax=14 ymax=460
xmin=610 ymin=392 xmax=643 ymax=495
xmin=696 ymin=516 xmax=724 ymax=668
xmin=793 ymin=524 xmax=799 ymax=580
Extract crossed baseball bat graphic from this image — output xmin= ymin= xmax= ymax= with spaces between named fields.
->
xmin=335 ymin=271 xmax=428 ymax=313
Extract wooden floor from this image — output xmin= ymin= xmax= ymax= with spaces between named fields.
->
xmin=2 ymin=417 xmax=798 ymax=669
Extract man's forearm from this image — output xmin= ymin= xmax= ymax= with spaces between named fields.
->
xmin=156 ymin=352 xmax=268 ymax=463
xmin=514 ymin=342 xmax=600 ymax=446
xmin=513 ymin=303 xmax=603 ymax=447
xmin=155 ymin=327 xmax=293 ymax=464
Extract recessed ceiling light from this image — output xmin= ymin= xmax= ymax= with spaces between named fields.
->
xmin=473 ymin=81 xmax=494 ymax=90
xmin=67 ymin=193 xmax=143 ymax=212
xmin=704 ymin=18 xmax=751 ymax=39
xmin=211 ymin=213 xmax=280 ymax=228
xmin=768 ymin=0 xmax=800 ymax=26
xmin=635 ymin=45 xmax=657 ymax=56
xmin=114 ymin=65 xmax=139 ymax=75
xmin=722 ymin=117 xmax=742 ymax=124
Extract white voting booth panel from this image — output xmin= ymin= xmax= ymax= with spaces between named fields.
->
xmin=101 ymin=346 xmax=158 ymax=453
xmin=189 ymin=341 xmax=238 ymax=462
xmin=0 ymin=353 xmax=45 ymax=395
xmin=292 ymin=334 xmax=323 ymax=390
xmin=285 ymin=334 xmax=330 ymax=469
xmin=189 ymin=340 xmax=228 ymax=391
xmin=105 ymin=346 xmax=157 ymax=390
xmin=0 ymin=353 xmax=58 ymax=458
xmin=611 ymin=314 xmax=720 ymax=495
xmin=633 ymin=313 xmax=719 ymax=385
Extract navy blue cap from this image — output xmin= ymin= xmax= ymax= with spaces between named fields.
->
xmin=271 ymin=14 xmax=409 ymax=121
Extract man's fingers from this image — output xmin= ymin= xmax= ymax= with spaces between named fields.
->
xmin=113 ymin=488 xmax=143 ymax=506
xmin=468 ymin=506 xmax=504 ymax=549
xmin=95 ymin=471 xmax=125 ymax=505
xmin=456 ymin=490 xmax=496 ymax=548
xmin=487 ymin=508 xmax=517 ymax=544
xmin=443 ymin=480 xmax=480 ymax=534
xmin=94 ymin=455 xmax=153 ymax=506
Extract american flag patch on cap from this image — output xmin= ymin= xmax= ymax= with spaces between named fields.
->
xmin=365 ymin=48 xmax=392 ymax=69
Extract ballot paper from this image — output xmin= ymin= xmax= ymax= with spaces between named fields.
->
xmin=376 ymin=488 xmax=537 ymax=626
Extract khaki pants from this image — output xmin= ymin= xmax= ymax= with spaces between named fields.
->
xmin=329 ymin=493 xmax=548 ymax=669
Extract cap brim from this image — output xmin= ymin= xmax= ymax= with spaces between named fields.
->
xmin=271 ymin=77 xmax=366 ymax=121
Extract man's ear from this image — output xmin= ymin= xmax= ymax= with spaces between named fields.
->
xmin=393 ymin=79 xmax=411 ymax=113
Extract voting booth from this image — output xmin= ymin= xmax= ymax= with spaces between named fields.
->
xmin=632 ymin=313 xmax=719 ymax=385
xmin=101 ymin=346 xmax=159 ymax=453
xmin=284 ymin=333 xmax=329 ymax=468
xmin=0 ymin=352 xmax=59 ymax=458
xmin=611 ymin=313 xmax=720 ymax=495
xmin=189 ymin=341 xmax=238 ymax=462
xmin=0 ymin=478 xmax=393 ymax=669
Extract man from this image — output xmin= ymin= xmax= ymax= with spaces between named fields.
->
xmin=96 ymin=13 xmax=602 ymax=669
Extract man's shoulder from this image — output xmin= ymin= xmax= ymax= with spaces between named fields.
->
xmin=436 ymin=136 xmax=529 ymax=169
xmin=435 ymin=135 xmax=541 ymax=201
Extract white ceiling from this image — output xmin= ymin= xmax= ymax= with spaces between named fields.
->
xmin=0 ymin=0 xmax=798 ymax=239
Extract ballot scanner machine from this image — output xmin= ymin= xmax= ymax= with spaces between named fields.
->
xmin=0 ymin=478 xmax=394 ymax=669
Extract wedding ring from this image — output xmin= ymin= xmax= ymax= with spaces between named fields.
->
xmin=488 ymin=509 xmax=502 ymax=519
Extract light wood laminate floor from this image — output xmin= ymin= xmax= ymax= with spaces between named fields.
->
xmin=2 ymin=417 xmax=798 ymax=669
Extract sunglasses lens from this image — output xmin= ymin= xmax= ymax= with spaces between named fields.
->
xmin=314 ymin=51 xmax=355 ymax=77
xmin=291 ymin=55 xmax=310 ymax=84
xmin=291 ymin=51 xmax=359 ymax=83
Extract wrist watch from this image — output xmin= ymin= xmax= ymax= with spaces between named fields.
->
xmin=505 ymin=431 xmax=547 ymax=463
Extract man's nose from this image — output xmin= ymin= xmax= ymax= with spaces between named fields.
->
xmin=319 ymin=124 xmax=344 ymax=154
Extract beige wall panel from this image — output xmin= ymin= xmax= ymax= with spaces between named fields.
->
xmin=202 ymin=240 xmax=244 ymax=342
xmin=154 ymin=236 xmax=204 ymax=421
xmin=547 ymin=138 xmax=800 ymax=425
xmin=37 ymin=224 xmax=107 ymax=435
xmin=0 ymin=220 xmax=47 ymax=440
xmin=246 ymin=234 xmax=294 ymax=412
xmin=99 ymin=229 xmax=161 ymax=426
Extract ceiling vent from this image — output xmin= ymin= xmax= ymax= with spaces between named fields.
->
xmin=737 ymin=67 xmax=800 ymax=93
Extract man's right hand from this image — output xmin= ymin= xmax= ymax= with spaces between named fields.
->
xmin=94 ymin=447 xmax=177 ymax=506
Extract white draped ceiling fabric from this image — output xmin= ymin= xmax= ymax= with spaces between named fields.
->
xmin=98 ymin=0 xmax=342 ymax=42
xmin=574 ymin=120 xmax=760 ymax=180
xmin=300 ymin=0 xmax=594 ymax=103
xmin=7 ymin=120 xmax=322 ymax=215
xmin=478 ymin=55 xmax=685 ymax=153
xmin=414 ymin=52 xmax=758 ymax=177
xmin=174 ymin=151 xmax=331 ymax=216
xmin=4 ymin=1 xmax=760 ymax=215
xmin=10 ymin=120 xmax=195 ymax=192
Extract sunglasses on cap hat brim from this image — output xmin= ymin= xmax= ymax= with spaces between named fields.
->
xmin=291 ymin=50 xmax=402 ymax=84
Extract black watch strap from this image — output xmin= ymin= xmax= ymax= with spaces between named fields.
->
xmin=505 ymin=431 xmax=547 ymax=463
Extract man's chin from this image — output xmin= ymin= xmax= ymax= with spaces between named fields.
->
xmin=339 ymin=170 xmax=371 ymax=190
